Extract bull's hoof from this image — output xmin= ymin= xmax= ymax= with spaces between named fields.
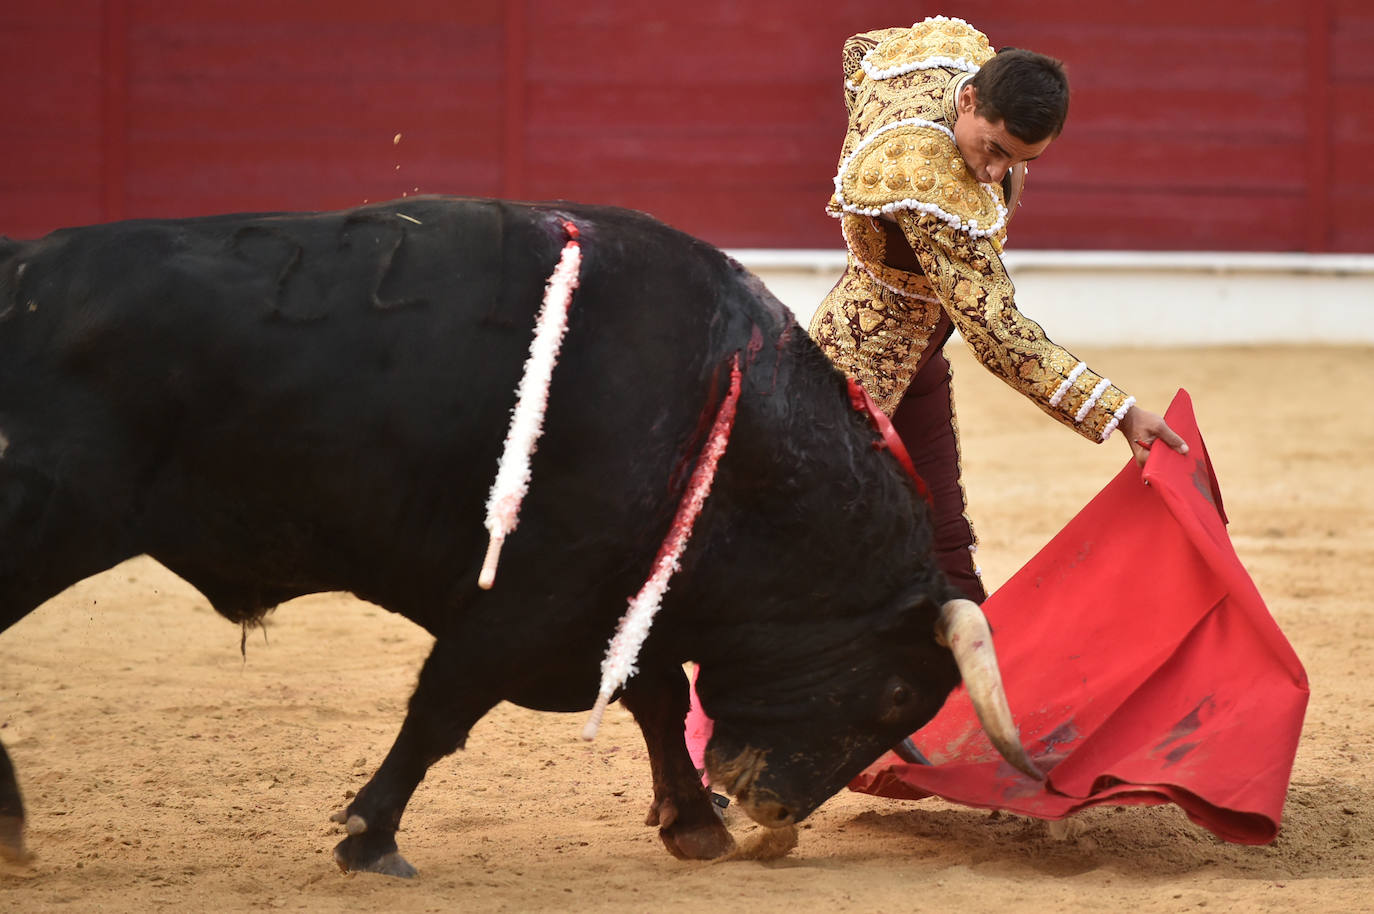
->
xmin=332 ymin=831 xmax=418 ymax=878
xmin=659 ymin=818 xmax=736 ymax=861
xmin=0 ymin=816 xmax=28 ymax=865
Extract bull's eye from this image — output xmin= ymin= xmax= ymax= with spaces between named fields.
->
xmin=879 ymin=681 xmax=915 ymax=724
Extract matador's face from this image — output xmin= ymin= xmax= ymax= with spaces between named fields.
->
xmin=952 ymin=85 xmax=1053 ymax=186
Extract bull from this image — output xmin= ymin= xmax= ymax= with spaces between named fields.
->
xmin=0 ymin=197 xmax=1035 ymax=876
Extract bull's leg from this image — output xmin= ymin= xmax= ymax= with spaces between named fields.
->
xmin=0 ymin=739 xmax=25 ymax=864
xmin=620 ymin=662 xmax=736 ymax=860
xmin=0 ymin=466 xmax=134 ymax=867
xmin=330 ymin=639 xmax=497 ymax=878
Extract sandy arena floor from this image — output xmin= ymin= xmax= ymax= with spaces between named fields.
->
xmin=2 ymin=344 xmax=1371 ymax=913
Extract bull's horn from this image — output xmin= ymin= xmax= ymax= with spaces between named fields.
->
xmin=936 ymin=599 xmax=1043 ymax=781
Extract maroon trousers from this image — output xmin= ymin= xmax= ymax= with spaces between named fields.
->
xmin=888 ymin=320 xmax=986 ymax=604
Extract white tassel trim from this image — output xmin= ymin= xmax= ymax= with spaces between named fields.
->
xmin=1075 ymin=377 xmax=1112 ymax=424
xmin=479 ymin=227 xmax=582 ymax=589
xmin=1099 ymin=396 xmax=1136 ymax=442
xmin=860 ymin=17 xmax=983 ymax=81
xmin=863 ymin=54 xmax=981 ymax=81
xmin=1049 ymin=362 xmax=1088 ymax=407
xmin=831 ymin=119 xmax=1007 ymax=239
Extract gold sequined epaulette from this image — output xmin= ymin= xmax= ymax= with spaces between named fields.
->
xmin=861 ymin=17 xmax=994 ymax=81
xmin=833 ymin=124 xmax=1008 ymax=240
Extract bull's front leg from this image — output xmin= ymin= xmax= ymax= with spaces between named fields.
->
xmin=330 ymin=638 xmax=497 ymax=878
xmin=0 ymin=739 xmax=26 ymax=864
xmin=620 ymin=662 xmax=735 ymax=860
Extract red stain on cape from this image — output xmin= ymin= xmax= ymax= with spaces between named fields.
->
xmin=850 ymin=391 xmax=1309 ymax=845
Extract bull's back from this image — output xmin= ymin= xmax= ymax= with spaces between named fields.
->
xmin=0 ymin=197 xmax=786 ymax=634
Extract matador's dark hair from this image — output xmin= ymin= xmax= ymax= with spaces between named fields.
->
xmin=967 ymin=47 xmax=1069 ymax=143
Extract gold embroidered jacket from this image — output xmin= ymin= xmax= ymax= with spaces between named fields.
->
xmin=808 ymin=17 xmax=1135 ymax=443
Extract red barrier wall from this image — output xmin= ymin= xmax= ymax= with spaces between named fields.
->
xmin=1 ymin=1 xmax=1369 ymax=251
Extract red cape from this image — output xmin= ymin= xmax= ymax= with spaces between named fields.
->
xmin=850 ymin=390 xmax=1309 ymax=844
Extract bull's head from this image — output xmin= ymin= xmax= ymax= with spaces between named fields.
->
xmin=701 ymin=598 xmax=1039 ymax=828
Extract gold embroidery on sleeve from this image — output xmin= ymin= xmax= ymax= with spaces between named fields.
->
xmin=895 ymin=211 xmax=1132 ymax=441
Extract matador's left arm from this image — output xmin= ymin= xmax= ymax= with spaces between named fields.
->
xmin=896 ymin=209 xmax=1136 ymax=443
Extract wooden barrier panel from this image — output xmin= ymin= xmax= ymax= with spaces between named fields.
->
xmin=0 ymin=1 xmax=1368 ymax=251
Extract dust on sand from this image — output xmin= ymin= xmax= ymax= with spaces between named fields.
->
xmin=2 ymin=346 xmax=1371 ymax=913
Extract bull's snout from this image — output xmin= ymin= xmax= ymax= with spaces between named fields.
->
xmin=737 ymin=796 xmax=796 ymax=829
xmin=705 ymin=743 xmax=805 ymax=829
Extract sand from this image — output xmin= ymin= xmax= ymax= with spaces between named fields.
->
xmin=2 ymin=344 xmax=1371 ymax=913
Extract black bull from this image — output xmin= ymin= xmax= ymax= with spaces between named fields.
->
xmin=0 ymin=196 xmax=1020 ymax=875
